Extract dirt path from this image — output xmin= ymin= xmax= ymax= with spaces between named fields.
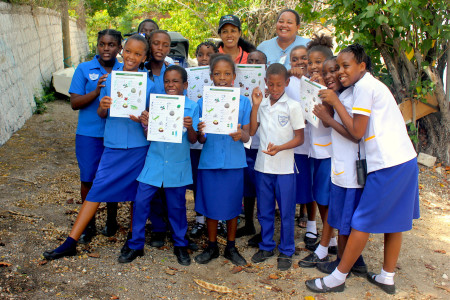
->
xmin=0 ymin=100 xmax=449 ymax=300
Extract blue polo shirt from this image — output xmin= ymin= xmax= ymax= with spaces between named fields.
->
xmin=137 ymin=97 xmax=200 ymax=187
xmin=198 ymin=95 xmax=251 ymax=169
xmin=257 ymin=36 xmax=310 ymax=69
xmin=144 ymin=62 xmax=170 ymax=94
xmin=100 ymin=66 xmax=154 ymax=149
xmin=69 ymin=56 xmax=122 ymax=137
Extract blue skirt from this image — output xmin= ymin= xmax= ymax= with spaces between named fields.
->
xmin=244 ymin=148 xmax=258 ymax=197
xmin=328 ymin=184 xmax=363 ymax=235
xmin=188 ymin=149 xmax=202 ymax=192
xmin=86 ymin=146 xmax=148 ymax=203
xmin=195 ymin=168 xmax=244 ymax=220
xmin=75 ymin=135 xmax=104 ymax=183
xmin=351 ymin=158 xmax=420 ymax=233
xmin=294 ymin=154 xmax=313 ymax=204
xmin=311 ymin=157 xmax=331 ymax=206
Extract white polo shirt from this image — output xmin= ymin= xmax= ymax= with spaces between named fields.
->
xmin=331 ymin=87 xmax=364 ymax=188
xmin=352 ymin=73 xmax=416 ymax=173
xmin=255 ymin=93 xmax=305 ymax=174
xmin=285 ymin=76 xmax=310 ymax=155
xmin=309 ymin=120 xmax=332 ymax=159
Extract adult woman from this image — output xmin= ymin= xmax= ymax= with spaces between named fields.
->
xmin=217 ymin=15 xmax=255 ymax=64
xmin=257 ymin=9 xmax=309 ymax=69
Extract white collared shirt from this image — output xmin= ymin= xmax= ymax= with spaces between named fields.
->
xmin=255 ymin=93 xmax=305 ymax=174
xmin=331 ymin=87 xmax=364 ymax=188
xmin=352 ymin=73 xmax=416 ymax=173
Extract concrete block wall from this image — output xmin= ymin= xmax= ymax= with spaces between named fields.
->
xmin=0 ymin=2 xmax=89 ymax=145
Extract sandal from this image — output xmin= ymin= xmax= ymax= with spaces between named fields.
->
xmin=304 ymin=232 xmax=319 ymax=247
xmin=305 ymin=277 xmax=345 ymax=293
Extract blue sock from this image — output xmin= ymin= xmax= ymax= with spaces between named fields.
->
xmin=354 ymin=255 xmax=366 ymax=266
xmin=226 ymin=240 xmax=235 ymax=249
xmin=54 ymin=237 xmax=77 ymax=253
xmin=208 ymin=241 xmax=218 ymax=249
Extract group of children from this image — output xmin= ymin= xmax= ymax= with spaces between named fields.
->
xmin=42 ymin=18 xmax=419 ymax=295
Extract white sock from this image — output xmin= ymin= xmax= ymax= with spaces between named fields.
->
xmin=316 ymin=268 xmax=347 ymax=288
xmin=374 ymin=268 xmax=395 ymax=285
xmin=314 ymin=244 xmax=328 ymax=259
xmin=196 ymin=215 xmax=205 ymax=224
xmin=329 ymin=237 xmax=338 ymax=247
xmin=306 ymin=221 xmax=317 ymax=238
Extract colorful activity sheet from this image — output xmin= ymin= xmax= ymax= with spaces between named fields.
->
xmin=235 ymin=64 xmax=266 ymax=98
xmin=186 ymin=66 xmax=212 ymax=102
xmin=300 ymin=76 xmax=327 ymax=128
xmin=110 ymin=71 xmax=147 ymax=118
xmin=202 ymin=86 xmax=240 ymax=135
xmin=147 ymin=94 xmax=185 ymax=143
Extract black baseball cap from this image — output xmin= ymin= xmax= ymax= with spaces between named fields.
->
xmin=218 ymin=15 xmax=241 ymax=32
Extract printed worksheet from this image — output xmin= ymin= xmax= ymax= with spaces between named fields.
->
xmin=110 ymin=71 xmax=147 ymax=118
xmin=300 ymin=76 xmax=327 ymax=128
xmin=235 ymin=64 xmax=265 ymax=98
xmin=202 ymin=86 xmax=240 ymax=135
xmin=186 ymin=66 xmax=212 ymax=102
xmin=147 ymin=94 xmax=185 ymax=143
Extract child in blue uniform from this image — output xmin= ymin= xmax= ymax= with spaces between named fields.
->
xmin=305 ymin=44 xmax=419 ymax=294
xmin=194 ymin=54 xmax=251 ymax=266
xmin=189 ymin=41 xmax=219 ymax=239
xmin=249 ymin=63 xmax=305 ymax=271
xmin=118 ymin=65 xmax=199 ymax=266
xmin=43 ymin=34 xmax=154 ymax=260
xmin=69 ymin=29 xmax=122 ymax=242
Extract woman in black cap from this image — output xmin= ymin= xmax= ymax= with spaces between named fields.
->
xmin=217 ymin=14 xmax=255 ymax=64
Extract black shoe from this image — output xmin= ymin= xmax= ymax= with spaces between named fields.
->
xmin=304 ymin=232 xmax=319 ymax=248
xmin=224 ymin=246 xmax=247 ymax=266
xmin=121 ymin=232 xmax=132 ymax=254
xmin=277 ymin=253 xmax=292 ymax=271
xmin=316 ymin=257 xmax=340 ymax=274
xmin=118 ymin=248 xmax=144 ymax=263
xmin=298 ymin=252 xmax=329 ymax=268
xmin=187 ymin=236 xmax=199 ymax=251
xmin=149 ymin=232 xmax=166 ymax=248
xmin=43 ymin=246 xmax=77 ymax=260
xmin=100 ymin=222 xmax=118 ymax=237
xmin=305 ymin=278 xmax=345 ymax=293
xmin=236 ymin=226 xmax=256 ymax=238
xmin=174 ymin=246 xmax=191 ymax=266
xmin=367 ymin=272 xmax=396 ymax=294
xmin=247 ymin=233 xmax=262 ymax=248
xmin=351 ymin=264 xmax=368 ymax=277
xmin=194 ymin=246 xmax=220 ymax=264
xmin=189 ymin=222 xmax=206 ymax=239
xmin=306 ymin=241 xmax=338 ymax=255
xmin=79 ymin=223 xmax=97 ymax=244
xmin=251 ymin=249 xmax=274 ymax=263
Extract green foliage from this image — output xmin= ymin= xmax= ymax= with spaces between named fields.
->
xmin=34 ymin=82 xmax=56 ymax=114
xmin=407 ymin=122 xmax=419 ymax=147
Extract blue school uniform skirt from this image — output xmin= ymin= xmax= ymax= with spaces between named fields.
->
xmin=351 ymin=157 xmax=420 ymax=233
xmin=244 ymin=148 xmax=258 ymax=198
xmin=311 ymin=157 xmax=331 ymax=206
xmin=294 ymin=154 xmax=313 ymax=204
xmin=195 ymin=168 xmax=244 ymax=220
xmin=328 ymin=184 xmax=363 ymax=236
xmin=75 ymin=135 xmax=104 ymax=183
xmin=86 ymin=146 xmax=148 ymax=203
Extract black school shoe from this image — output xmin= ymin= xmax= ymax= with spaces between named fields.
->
xmin=247 ymin=233 xmax=262 ymax=248
xmin=366 ymin=272 xmax=396 ymax=294
xmin=316 ymin=258 xmax=368 ymax=277
xmin=149 ymin=232 xmax=166 ymax=248
xmin=251 ymin=249 xmax=274 ymax=263
xmin=43 ymin=246 xmax=77 ymax=260
xmin=78 ymin=223 xmax=97 ymax=244
xmin=236 ymin=225 xmax=256 ymax=238
xmin=174 ymin=246 xmax=191 ymax=266
xmin=100 ymin=222 xmax=118 ymax=237
xmin=118 ymin=248 xmax=144 ymax=263
xmin=224 ymin=246 xmax=247 ymax=266
xmin=304 ymin=232 xmax=319 ymax=249
xmin=277 ymin=253 xmax=292 ymax=271
xmin=298 ymin=252 xmax=329 ymax=268
xmin=305 ymin=278 xmax=345 ymax=293
xmin=306 ymin=241 xmax=338 ymax=255
xmin=194 ymin=246 xmax=220 ymax=264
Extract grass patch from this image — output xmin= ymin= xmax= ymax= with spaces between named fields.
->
xmin=34 ymin=82 xmax=56 ymax=114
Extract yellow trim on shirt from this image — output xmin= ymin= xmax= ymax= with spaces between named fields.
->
xmin=313 ymin=142 xmax=332 ymax=147
xmin=353 ymin=107 xmax=371 ymax=113
xmin=365 ymin=135 xmax=375 ymax=142
xmin=332 ymin=170 xmax=345 ymax=175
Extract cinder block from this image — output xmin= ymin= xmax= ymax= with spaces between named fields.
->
xmin=417 ymin=152 xmax=436 ymax=167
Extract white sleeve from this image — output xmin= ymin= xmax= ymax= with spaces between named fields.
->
xmin=289 ymin=101 xmax=305 ymax=130
xmin=352 ymin=77 xmax=373 ymax=117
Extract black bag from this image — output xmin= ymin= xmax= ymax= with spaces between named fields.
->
xmin=356 ymin=143 xmax=367 ymax=186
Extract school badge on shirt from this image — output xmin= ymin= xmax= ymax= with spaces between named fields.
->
xmin=89 ymin=73 xmax=99 ymax=81
xmin=278 ymin=114 xmax=289 ymax=127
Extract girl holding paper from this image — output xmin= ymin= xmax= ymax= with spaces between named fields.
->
xmin=43 ymin=34 xmax=154 ymax=260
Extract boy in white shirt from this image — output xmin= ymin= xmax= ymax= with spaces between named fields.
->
xmin=249 ymin=63 xmax=305 ymax=270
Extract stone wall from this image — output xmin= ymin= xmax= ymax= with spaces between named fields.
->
xmin=0 ymin=2 xmax=89 ymax=145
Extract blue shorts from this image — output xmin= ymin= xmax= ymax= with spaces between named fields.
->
xmin=328 ymin=184 xmax=363 ymax=235
xmin=75 ymin=135 xmax=104 ymax=183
